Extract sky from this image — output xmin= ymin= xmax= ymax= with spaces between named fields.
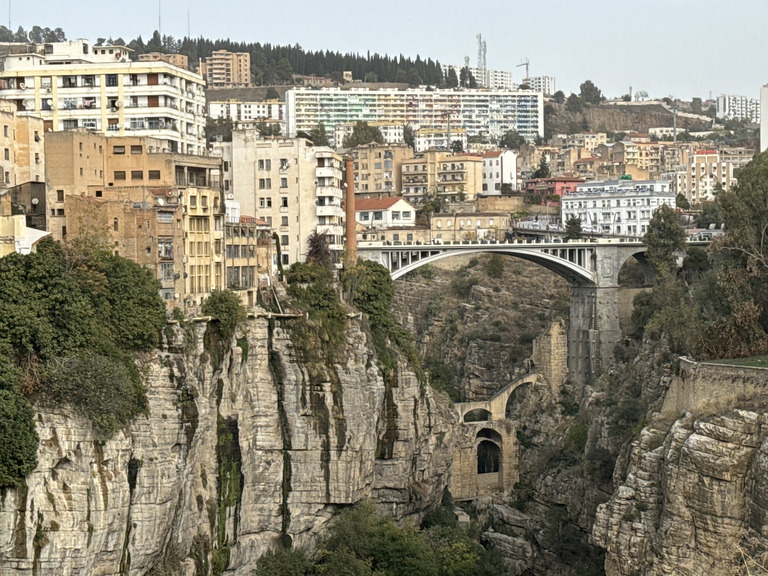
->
xmin=10 ymin=0 xmax=768 ymax=100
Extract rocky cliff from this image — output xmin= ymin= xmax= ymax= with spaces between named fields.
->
xmin=0 ymin=313 xmax=455 ymax=575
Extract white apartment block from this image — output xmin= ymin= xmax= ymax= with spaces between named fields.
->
xmin=562 ymin=179 xmax=675 ymax=236
xmin=285 ymin=87 xmax=544 ymax=146
xmin=208 ymin=98 xmax=285 ymax=133
xmin=482 ymin=150 xmax=517 ymax=194
xmin=334 ymin=122 xmax=404 ymax=147
xmin=526 ymin=76 xmax=556 ymax=95
xmin=670 ymin=149 xmax=739 ymax=204
xmin=0 ymin=39 xmax=207 ymax=154
xmin=231 ymin=132 xmax=345 ymax=267
xmin=355 ymin=197 xmax=416 ymax=228
xmin=414 ymin=128 xmax=467 ymax=152
xmin=716 ymin=94 xmax=760 ymax=122
xmin=440 ymin=65 xmax=515 ymax=90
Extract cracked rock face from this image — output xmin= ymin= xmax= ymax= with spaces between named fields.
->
xmin=0 ymin=315 xmax=455 ymax=576
xmin=594 ymin=409 xmax=768 ymax=576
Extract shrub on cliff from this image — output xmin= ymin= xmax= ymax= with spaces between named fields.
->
xmin=0 ymin=389 xmax=38 ymax=488
xmin=202 ymin=289 xmax=247 ymax=342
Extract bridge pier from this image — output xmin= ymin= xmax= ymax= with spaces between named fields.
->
xmin=568 ymin=285 xmax=621 ymax=384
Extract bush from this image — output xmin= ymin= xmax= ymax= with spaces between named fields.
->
xmin=202 ymin=290 xmax=246 ymax=342
xmin=486 ymin=254 xmax=504 ymax=279
xmin=0 ymin=389 xmax=38 ymax=488
xmin=253 ymin=548 xmax=311 ymax=576
xmin=451 ymin=276 xmax=479 ymax=298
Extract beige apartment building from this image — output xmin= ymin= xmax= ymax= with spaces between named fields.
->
xmin=231 ymin=133 xmax=345 ymax=268
xmin=430 ymin=212 xmax=510 ymax=242
xmin=0 ymin=39 xmax=207 ymax=154
xmin=42 ymin=131 xmax=224 ymax=307
xmin=671 ymin=149 xmax=739 ymax=204
xmin=0 ymin=105 xmax=45 ymax=189
xmin=401 ymin=150 xmax=483 ymax=204
xmin=137 ymin=52 xmax=190 ymax=69
xmin=201 ymin=50 xmax=251 ymax=89
xmin=350 ymin=142 xmax=413 ymax=197
xmin=224 ymin=215 xmax=274 ymax=307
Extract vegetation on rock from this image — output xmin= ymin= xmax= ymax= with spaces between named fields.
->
xmin=202 ymin=289 xmax=247 ymax=342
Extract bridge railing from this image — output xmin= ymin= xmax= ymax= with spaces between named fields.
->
xmin=357 ymin=236 xmax=648 ymax=248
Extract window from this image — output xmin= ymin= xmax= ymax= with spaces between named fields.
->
xmin=2 ymin=125 xmax=6 ymax=137
xmin=157 ymin=212 xmax=173 ymax=223
xmin=131 ymin=145 xmax=143 ymax=154
xmin=131 ymin=171 xmax=143 ymax=180
xmin=106 ymin=74 xmax=118 ymax=87
xmin=56 ymin=190 xmax=64 ymax=202
xmin=3 ymin=148 xmax=8 ymax=160
xmin=373 ymin=211 xmax=383 ymax=221
xmin=82 ymin=75 xmax=95 ymax=87
xmin=113 ymin=146 xmax=125 ymax=155
xmin=258 ymin=178 xmax=271 ymax=189
xmin=113 ymin=218 xmax=119 ymax=231
xmin=148 ymin=170 xmax=161 ymax=180
xmin=189 ymin=196 xmax=197 ymax=208
xmin=258 ymin=159 xmax=271 ymax=170
xmin=161 ymin=263 xmax=174 ymax=282
xmin=281 ymin=216 xmax=288 ymax=226
xmin=360 ymin=212 xmax=370 ymax=221
xmin=280 ymin=177 xmax=287 ymax=188
xmin=280 ymin=196 xmax=288 ymax=208
xmin=95 ymin=190 xmax=102 ymax=197
xmin=280 ymin=235 xmax=289 ymax=246
xmin=63 ymin=76 xmax=77 ymax=87
xmin=392 ymin=211 xmax=400 ymax=220
xmin=113 ymin=171 xmax=126 ymax=180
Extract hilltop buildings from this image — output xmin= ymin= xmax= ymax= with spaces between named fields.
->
xmin=0 ymin=39 xmax=207 ymax=154
xmin=200 ymin=50 xmax=251 ymax=89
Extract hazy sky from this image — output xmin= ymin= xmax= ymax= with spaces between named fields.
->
xmin=10 ymin=0 xmax=767 ymax=100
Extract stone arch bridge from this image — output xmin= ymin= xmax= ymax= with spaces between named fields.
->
xmin=358 ymin=237 xmax=657 ymax=383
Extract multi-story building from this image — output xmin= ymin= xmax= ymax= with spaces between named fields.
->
xmin=561 ymin=179 xmax=675 ymax=236
xmin=0 ymin=190 xmax=49 ymax=256
xmin=552 ymin=132 xmax=607 ymax=152
xmin=481 ymin=150 xmax=517 ymax=194
xmin=430 ymin=212 xmax=510 ymax=242
xmin=401 ymin=150 xmax=483 ymax=204
xmin=526 ymin=76 xmax=556 ymax=95
xmin=201 ymin=50 xmax=251 ymax=89
xmin=440 ymin=65 xmax=515 ymax=90
xmin=0 ymin=39 xmax=207 ymax=154
xmin=350 ymin=142 xmax=413 ymax=196
xmin=207 ymin=89 xmax=285 ymax=132
xmin=231 ymin=132 xmax=345 ymax=267
xmin=413 ymin=127 xmax=468 ymax=153
xmin=41 ymin=131 xmax=223 ymax=306
xmin=285 ymin=86 xmax=544 ymax=145
xmin=716 ymin=94 xmax=760 ymax=122
xmin=137 ymin=52 xmax=190 ymax=70
xmin=0 ymin=105 xmax=45 ymax=189
xmin=334 ymin=121 xmax=404 ymax=147
xmin=761 ymin=84 xmax=768 ymax=152
xmin=670 ymin=149 xmax=741 ymax=204
xmin=355 ymin=197 xmax=416 ymax=228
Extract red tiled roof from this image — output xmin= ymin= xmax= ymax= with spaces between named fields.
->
xmin=355 ymin=197 xmax=403 ymax=210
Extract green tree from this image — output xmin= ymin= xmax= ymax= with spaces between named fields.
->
xmin=201 ymin=290 xmax=247 ymax=342
xmin=459 ymin=67 xmax=477 ymax=88
xmin=306 ymin=231 xmax=331 ymax=268
xmin=256 ymin=122 xmax=281 ymax=137
xmin=343 ymin=122 xmax=384 ymax=148
xmin=564 ymin=216 xmax=582 ymax=240
xmin=253 ymin=548 xmax=311 ymax=576
xmin=445 ymin=68 xmax=459 ymax=88
xmin=486 ymin=254 xmax=504 ymax=279
xmin=499 ymin=129 xmax=525 ymax=149
xmin=566 ymin=93 xmax=583 ymax=113
xmin=643 ymin=204 xmax=687 ymax=274
xmin=553 ymin=90 xmax=565 ymax=104
xmin=450 ymin=140 xmax=464 ymax=153
xmin=205 ymin=118 xmax=233 ymax=143
xmin=309 ymin=123 xmax=329 ymax=146
xmin=403 ymin=124 xmax=415 ymax=149
xmin=265 ymin=87 xmax=280 ymax=100
xmin=532 ymin=156 xmax=551 ymax=178
xmin=691 ymin=97 xmax=703 ymax=114
xmin=579 ymin=80 xmax=603 ymax=104
xmin=695 ymin=200 xmax=723 ymax=229
xmin=0 ymin=389 xmax=38 ymax=488
xmin=676 ymin=193 xmax=690 ymax=210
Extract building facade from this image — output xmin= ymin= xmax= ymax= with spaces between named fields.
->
xmin=355 ymin=197 xmax=416 ymax=228
xmin=561 ymin=179 xmax=675 ymax=236
xmin=413 ymin=128 xmax=468 ymax=153
xmin=0 ymin=39 xmax=207 ymax=154
xmin=208 ymin=97 xmax=284 ymax=131
xmin=669 ymin=149 xmax=740 ymax=204
xmin=201 ymin=50 xmax=251 ymax=89
xmin=430 ymin=212 xmax=510 ymax=242
xmin=350 ymin=142 xmax=413 ymax=196
xmin=481 ymin=150 xmax=517 ymax=194
xmin=526 ymin=76 xmax=556 ymax=95
xmin=401 ymin=150 xmax=483 ymax=204
xmin=285 ymin=87 xmax=544 ymax=145
xmin=231 ymin=133 xmax=345 ymax=267
xmin=0 ymin=106 xmax=45 ymax=189
xmin=716 ymin=94 xmax=760 ymax=122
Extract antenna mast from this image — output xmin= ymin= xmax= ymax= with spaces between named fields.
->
xmin=517 ymin=58 xmax=530 ymax=82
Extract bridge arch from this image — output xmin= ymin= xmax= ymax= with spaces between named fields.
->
xmin=464 ymin=408 xmax=492 ymax=423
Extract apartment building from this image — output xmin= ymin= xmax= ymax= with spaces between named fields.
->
xmin=285 ymin=86 xmax=544 ymax=145
xmin=355 ymin=197 xmax=416 ymax=228
xmin=0 ymin=106 xmax=45 ymax=189
xmin=430 ymin=212 xmax=510 ymax=242
xmin=350 ymin=142 xmax=413 ymax=196
xmin=716 ymin=94 xmax=760 ymax=122
xmin=561 ymin=179 xmax=675 ymax=236
xmin=201 ymin=50 xmax=251 ymax=89
xmin=401 ymin=150 xmax=483 ymax=204
xmin=137 ymin=52 xmax=190 ymax=69
xmin=481 ymin=150 xmax=517 ymax=194
xmin=414 ymin=128 xmax=468 ymax=153
xmin=334 ymin=121 xmax=404 ymax=146
xmin=551 ymin=132 xmax=607 ymax=152
xmin=231 ymin=132 xmax=345 ymax=267
xmin=440 ymin=65 xmax=515 ymax=90
xmin=526 ymin=76 xmax=556 ymax=95
xmin=223 ymin=201 xmax=274 ymax=306
xmin=41 ymin=131 xmax=223 ymax=306
xmin=0 ymin=39 xmax=207 ymax=154
xmin=670 ymin=149 xmax=741 ymax=204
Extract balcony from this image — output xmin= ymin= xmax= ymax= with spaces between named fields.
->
xmin=316 ymin=185 xmax=343 ymax=199
xmin=316 ymin=166 xmax=342 ymax=179
xmin=316 ymin=204 xmax=344 ymax=218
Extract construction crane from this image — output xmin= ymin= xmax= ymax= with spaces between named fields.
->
xmin=517 ymin=58 xmax=530 ymax=82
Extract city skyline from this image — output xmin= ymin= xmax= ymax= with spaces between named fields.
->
xmin=8 ymin=0 xmax=768 ymax=100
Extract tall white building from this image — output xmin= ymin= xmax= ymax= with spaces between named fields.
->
xmin=717 ymin=94 xmax=760 ymax=123
xmin=0 ymin=39 xmax=207 ymax=154
xmin=481 ymin=150 xmax=517 ymax=194
xmin=208 ymin=98 xmax=284 ymax=130
xmin=669 ymin=149 xmax=740 ymax=204
xmin=285 ymin=87 xmax=543 ymax=146
xmin=561 ymin=179 xmax=675 ymax=236
xmin=761 ymin=85 xmax=768 ymax=152
xmin=526 ymin=76 xmax=556 ymax=95
xmin=231 ymin=132 xmax=345 ymax=267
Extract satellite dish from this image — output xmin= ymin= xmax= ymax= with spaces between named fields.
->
xmin=157 ymin=197 xmax=165 ymax=206
xmin=23 ymin=99 xmax=33 ymax=108
xmin=45 ymin=99 xmax=53 ymax=107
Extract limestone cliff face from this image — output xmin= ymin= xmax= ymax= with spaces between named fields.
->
xmin=0 ymin=314 xmax=455 ymax=575
xmin=593 ymin=408 xmax=768 ymax=576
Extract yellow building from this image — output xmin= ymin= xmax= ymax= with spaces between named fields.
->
xmin=0 ymin=105 xmax=45 ymax=188
xmin=43 ymin=131 xmax=224 ymax=308
xmin=401 ymin=150 xmax=483 ymax=204
xmin=430 ymin=212 xmax=510 ymax=242
xmin=224 ymin=216 xmax=274 ymax=307
xmin=351 ymin=142 xmax=413 ymax=197
xmin=201 ymin=50 xmax=251 ymax=89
